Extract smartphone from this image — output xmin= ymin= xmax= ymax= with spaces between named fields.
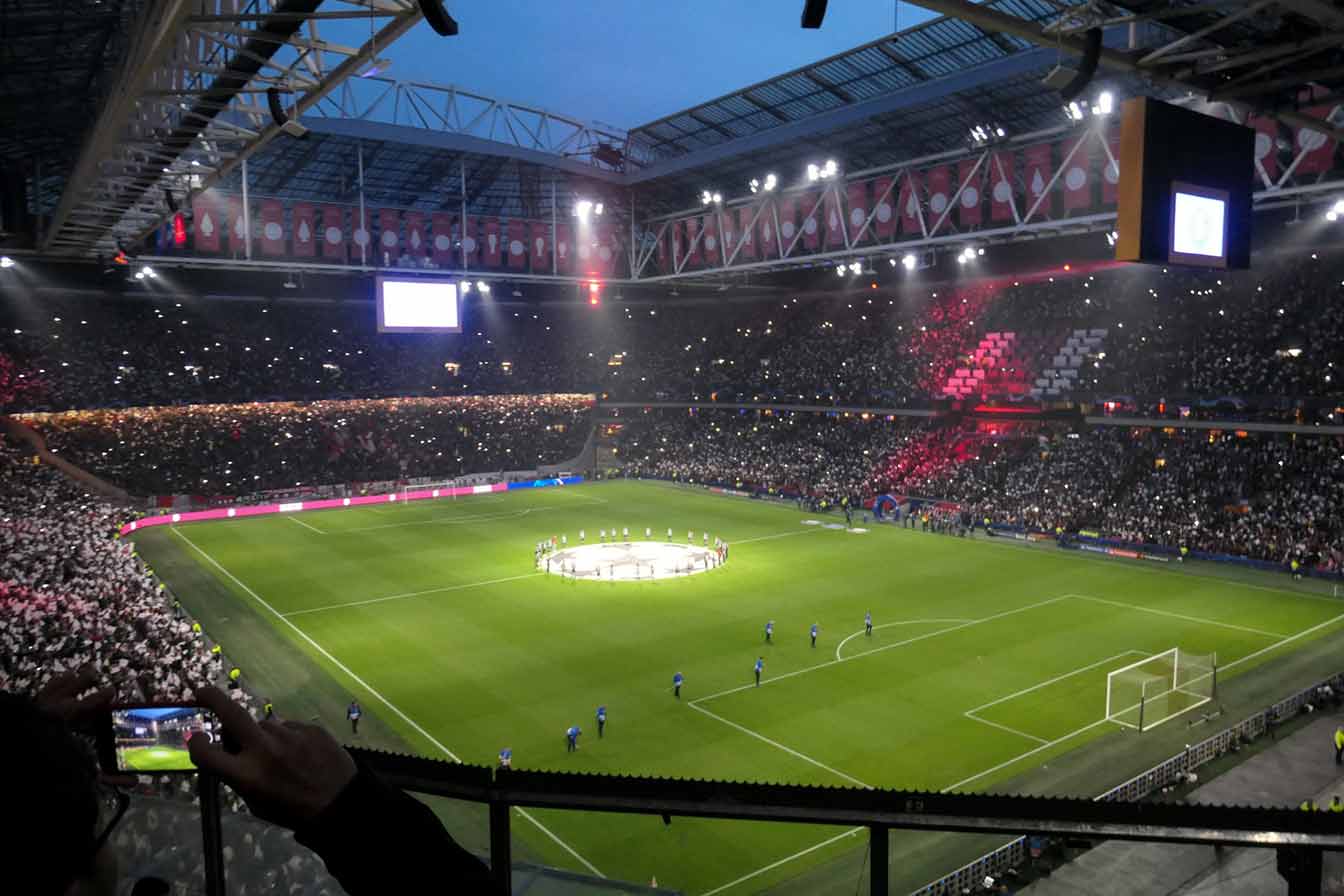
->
xmin=97 ymin=703 xmax=221 ymax=774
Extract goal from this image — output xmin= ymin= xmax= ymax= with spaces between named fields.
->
xmin=1105 ymin=649 xmax=1217 ymax=732
xmin=401 ymin=478 xmax=464 ymax=502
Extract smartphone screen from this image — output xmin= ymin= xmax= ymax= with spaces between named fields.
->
xmin=108 ymin=705 xmax=219 ymax=773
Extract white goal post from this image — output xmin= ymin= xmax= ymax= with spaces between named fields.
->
xmin=1105 ymin=648 xmax=1217 ymax=732
xmin=401 ymin=478 xmax=464 ymax=502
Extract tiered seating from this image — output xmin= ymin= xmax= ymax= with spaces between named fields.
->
xmin=1031 ymin=328 xmax=1107 ymax=398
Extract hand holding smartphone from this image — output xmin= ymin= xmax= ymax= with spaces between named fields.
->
xmin=98 ymin=703 xmax=222 ymax=774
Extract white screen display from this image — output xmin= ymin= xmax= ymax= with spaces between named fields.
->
xmin=377 ymin=279 xmax=460 ymax=333
xmin=1170 ymin=191 xmax=1227 ymax=259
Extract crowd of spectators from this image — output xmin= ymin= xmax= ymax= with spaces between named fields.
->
xmin=5 ymin=247 xmax=1344 ymax=416
xmin=611 ymin=411 xmax=1344 ymax=572
xmin=20 ymin=394 xmax=594 ymax=497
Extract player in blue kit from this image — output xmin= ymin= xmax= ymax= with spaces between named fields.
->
xmin=673 ymin=672 xmax=684 ymax=699
xmin=764 ymin=620 xmax=774 ymax=643
xmin=498 ymin=747 xmax=512 ymax=769
xmin=810 ymin=622 xmax=819 ymax=648
xmin=596 ymin=705 xmax=607 ymax=738
xmin=754 ymin=656 xmax=764 ymax=686
xmin=566 ymin=725 xmax=581 ymax=752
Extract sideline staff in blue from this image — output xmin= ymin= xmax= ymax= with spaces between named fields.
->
xmin=596 ymin=705 xmax=607 ymax=738
xmin=754 ymin=656 xmax=764 ymax=686
xmin=765 ymin=620 xmax=774 ymax=643
xmin=810 ymin=622 xmax=819 ymax=648
xmin=566 ymin=725 xmax=581 ymax=752
xmin=673 ymin=672 xmax=684 ymax=699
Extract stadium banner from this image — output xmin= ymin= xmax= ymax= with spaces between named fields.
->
xmin=845 ymin=181 xmax=868 ymax=243
xmin=460 ymin=215 xmax=479 ymax=266
xmin=701 ymin=214 xmax=720 ymax=265
xmin=1061 ymin=135 xmax=1092 ymax=211
xmin=1249 ymin=115 xmax=1280 ymax=182
xmin=898 ymin=171 xmax=922 ymax=235
xmin=319 ymin=205 xmax=346 ymax=260
xmin=430 ymin=213 xmax=455 ymax=266
xmin=685 ymin=217 xmax=702 ymax=264
xmin=1022 ymin=143 xmax=1053 ymax=215
xmin=506 ymin=220 xmax=528 ymax=269
xmin=1101 ymin=134 xmax=1121 ymax=204
xmin=800 ymin=191 xmax=822 ymax=249
xmin=758 ymin=204 xmax=777 ymax=257
xmin=291 ymin=203 xmax=316 ymax=257
xmin=528 ymin=220 xmax=549 ymax=270
xmin=352 ymin=207 xmax=371 ymax=263
xmin=378 ymin=208 xmax=401 ymax=261
xmin=404 ymin=211 xmax=426 ymax=261
xmin=990 ymin=151 xmax=1015 ymax=222
xmin=737 ymin=206 xmax=756 ymax=259
xmin=119 ymin=477 xmax=586 ymax=535
xmin=870 ymin=176 xmax=895 ymax=238
xmin=720 ymin=210 xmax=736 ymax=259
xmin=226 ymin=194 xmax=247 ymax=255
xmin=481 ymin=217 xmax=502 ymax=266
xmin=259 ymin=200 xmax=286 ymax=256
xmin=957 ymin=158 xmax=982 ymax=228
xmin=1293 ymin=103 xmax=1337 ymax=174
xmin=925 ymin=166 xmax=951 ymax=231
xmin=555 ymin=221 xmax=573 ymax=272
xmin=192 ymin=193 xmax=221 ymax=252
xmin=775 ymin=198 xmax=797 ymax=254
xmin=823 ymin=187 xmax=844 ymax=248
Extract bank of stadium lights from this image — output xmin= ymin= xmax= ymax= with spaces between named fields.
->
xmin=1065 ymin=90 xmax=1116 ymax=123
xmin=133 ymin=265 xmax=157 ymax=280
xmin=574 ymin=199 xmax=604 ymax=221
xmin=969 ymin=124 xmax=1006 ymax=146
xmin=749 ymin=173 xmax=778 ymax=194
xmin=806 ymin=159 xmax=839 ymax=182
xmin=957 ymin=246 xmax=984 ymax=265
xmin=700 ymin=190 xmax=723 ymax=206
xmin=0 ymin=256 xmax=14 ymax=269
xmin=902 ymin=253 xmax=917 ymax=271
xmin=1326 ymin=199 xmax=1344 ymax=222
xmin=1106 ymin=230 xmax=1118 ymax=247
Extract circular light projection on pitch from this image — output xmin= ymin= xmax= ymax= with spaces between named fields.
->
xmin=541 ymin=542 xmax=721 ymax=581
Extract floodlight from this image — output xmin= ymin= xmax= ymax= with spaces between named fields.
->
xmin=977 ymin=247 xmax=985 ymax=256
xmin=141 ymin=265 xmax=156 ymax=278
xmin=823 ymin=159 xmax=838 ymax=177
xmin=1329 ymin=211 xmax=1339 ymax=222
xmin=1097 ymin=91 xmax=1114 ymax=115
xmin=835 ymin=264 xmax=846 ymax=276
xmin=712 ymin=192 xmax=722 ymax=205
xmin=1065 ymin=101 xmax=1085 ymax=121
xmin=957 ymin=254 xmax=968 ymax=265
xmin=476 ymin=280 xmax=489 ymax=293
xmin=575 ymin=199 xmax=594 ymax=219
xmin=461 ymin=281 xmax=473 ymax=294
xmin=1334 ymin=199 xmax=1344 ymax=214
xmin=749 ymin=178 xmax=760 ymax=193
xmin=807 ymin=163 xmax=820 ymax=182
xmin=134 ymin=271 xmax=146 ymax=280
xmin=902 ymin=253 xmax=917 ymax=271
xmin=847 ymin=261 xmax=862 ymax=275
xmin=594 ymin=202 xmax=604 ymax=215
xmin=995 ymin=126 xmax=1006 ymax=138
xmin=764 ymin=173 xmax=777 ymax=191
xmin=0 ymin=256 xmax=13 ymax=269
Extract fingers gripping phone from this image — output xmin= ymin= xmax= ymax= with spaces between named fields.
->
xmin=97 ymin=704 xmax=222 ymax=774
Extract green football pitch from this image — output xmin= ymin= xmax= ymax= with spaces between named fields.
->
xmin=118 ymin=744 xmax=194 ymax=772
xmin=132 ymin=480 xmax=1344 ymax=894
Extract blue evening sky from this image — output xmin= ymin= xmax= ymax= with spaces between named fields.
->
xmin=345 ymin=1 xmax=937 ymax=129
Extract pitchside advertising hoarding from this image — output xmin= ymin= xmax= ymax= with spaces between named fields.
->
xmin=118 ymin=477 xmax=583 ymax=535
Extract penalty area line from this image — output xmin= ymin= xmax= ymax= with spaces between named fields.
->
xmin=285 ymin=515 xmax=325 ymax=535
xmin=167 ymin=528 xmax=603 ymax=878
xmin=688 ymin=702 xmax=872 ymax=790
xmin=698 ymin=826 xmax=865 ymax=896
xmin=834 ymin=619 xmax=975 ymax=661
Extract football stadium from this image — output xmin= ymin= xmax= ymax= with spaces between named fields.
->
xmin=4 ymin=3 xmax=1344 ymax=895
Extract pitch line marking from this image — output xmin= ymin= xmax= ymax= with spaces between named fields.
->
xmin=688 ymin=703 xmax=872 ymax=790
xmin=962 ymin=715 xmax=1049 ymax=745
xmin=692 ymin=595 xmax=1074 ymax=707
xmin=834 ymin=619 xmax=975 ymax=661
xmin=168 ymin=528 xmax=603 ymax=878
xmin=285 ymin=515 xmax=325 ymax=535
xmin=696 ymin=608 xmax=1344 ymax=894
xmin=698 ymin=826 xmax=865 ymax=896
xmin=282 ymin=572 xmax=546 ymax=617
xmin=964 ymin=650 xmax=1149 ymax=716
xmin=1071 ymin=594 xmax=1287 ymax=639
xmin=735 ymin=527 xmax=823 ymax=545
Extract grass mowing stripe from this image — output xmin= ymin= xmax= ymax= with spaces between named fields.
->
xmin=1073 ymin=594 xmax=1288 ymax=638
xmin=688 ymin=702 xmax=873 ymax=789
xmin=167 ymin=527 xmax=604 ymax=879
xmin=698 ymin=827 xmax=866 ymax=896
xmin=285 ymin=515 xmax=325 ymax=535
xmin=281 ymin=572 xmax=547 ymax=617
xmin=693 ymin=595 xmax=1073 ymax=706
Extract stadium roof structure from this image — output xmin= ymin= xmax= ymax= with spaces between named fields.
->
xmin=9 ymin=0 xmax=1344 ymax=285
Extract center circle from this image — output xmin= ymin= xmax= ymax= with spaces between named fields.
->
xmin=540 ymin=541 xmax=722 ymax=580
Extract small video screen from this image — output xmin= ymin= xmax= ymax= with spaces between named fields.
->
xmin=112 ymin=706 xmax=217 ymax=772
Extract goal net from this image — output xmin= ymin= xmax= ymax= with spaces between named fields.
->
xmin=1105 ymin=649 xmax=1217 ymax=731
